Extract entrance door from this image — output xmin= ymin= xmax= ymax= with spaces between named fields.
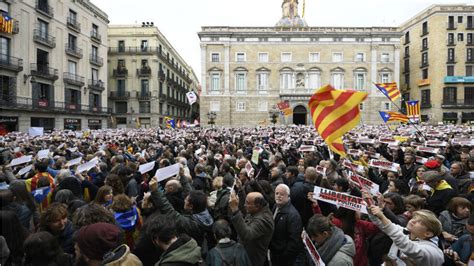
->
xmin=293 ymin=105 xmax=307 ymax=125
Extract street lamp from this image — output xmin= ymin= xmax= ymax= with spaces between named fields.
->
xmin=269 ymin=108 xmax=279 ymax=125
xmin=207 ymin=111 xmax=217 ymax=127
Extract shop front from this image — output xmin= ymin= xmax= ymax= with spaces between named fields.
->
xmin=88 ymin=119 xmax=102 ymax=130
xmin=64 ymin=118 xmax=81 ymax=131
xmin=0 ymin=116 xmax=18 ymax=135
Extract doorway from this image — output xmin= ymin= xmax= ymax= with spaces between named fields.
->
xmin=293 ymin=105 xmax=307 ymax=125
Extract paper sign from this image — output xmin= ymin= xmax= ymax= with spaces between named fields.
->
xmin=154 ymin=163 xmax=181 ymax=182
xmin=245 ymin=161 xmax=253 ymax=173
xmin=302 ymin=230 xmax=325 ymax=266
xmin=28 ymin=127 xmax=44 ymax=137
xmin=76 ymin=159 xmax=98 ymax=174
xmin=425 ymin=140 xmax=447 ymax=147
xmin=68 ymin=147 xmax=78 ymax=152
xmin=66 ymin=157 xmax=82 ymax=167
xmin=315 ymin=166 xmax=326 ymax=176
xmin=17 ymin=164 xmax=33 ymax=176
xmin=416 ymin=146 xmax=440 ymax=154
xmin=10 ymin=155 xmax=33 ymax=167
xmin=366 ymin=151 xmax=381 ymax=159
xmin=348 ymin=171 xmax=380 ymax=195
xmin=342 ymin=160 xmax=365 ymax=174
xmin=415 ymin=156 xmax=428 ymax=165
xmin=37 ymin=149 xmax=50 ymax=159
xmin=251 ymin=150 xmax=260 ymax=165
xmin=358 ymin=138 xmax=376 ymax=145
xmin=348 ymin=149 xmax=362 ymax=157
xmin=369 ymin=159 xmax=400 ymax=172
xmin=299 ymin=145 xmax=315 ymax=152
xmin=13 ymin=147 xmax=20 ymax=153
xmin=313 ymin=186 xmax=368 ymax=214
xmin=139 ymin=161 xmax=155 ymax=174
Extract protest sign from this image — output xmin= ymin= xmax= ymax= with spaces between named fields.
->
xmin=299 ymin=145 xmax=315 ymax=152
xmin=369 ymin=159 xmax=400 ymax=172
xmin=17 ymin=164 xmax=33 ymax=176
xmin=28 ymin=127 xmax=43 ymax=137
xmin=66 ymin=157 xmax=82 ymax=167
xmin=139 ymin=161 xmax=155 ymax=174
xmin=415 ymin=156 xmax=428 ymax=165
xmin=313 ymin=186 xmax=368 ymax=214
xmin=76 ymin=159 xmax=99 ymax=174
xmin=302 ymin=230 xmax=325 ymax=266
xmin=251 ymin=150 xmax=260 ymax=165
xmin=10 ymin=155 xmax=33 ymax=167
xmin=357 ymin=138 xmax=376 ymax=145
xmin=37 ymin=149 xmax=50 ymax=159
xmin=416 ymin=146 xmax=440 ymax=154
xmin=154 ymin=163 xmax=181 ymax=182
xmin=425 ymin=140 xmax=447 ymax=147
xmin=347 ymin=171 xmax=380 ymax=195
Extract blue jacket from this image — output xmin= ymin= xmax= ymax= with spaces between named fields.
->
xmin=451 ymin=234 xmax=472 ymax=263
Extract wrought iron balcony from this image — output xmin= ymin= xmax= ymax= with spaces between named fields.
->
xmin=67 ymin=17 xmax=81 ymax=32
xmin=158 ymin=70 xmax=166 ymax=81
xmin=30 ymin=63 xmax=58 ymax=80
xmin=65 ymin=43 xmax=83 ymax=59
xmin=420 ymin=102 xmax=432 ymax=109
xmin=137 ymin=67 xmax=151 ymax=77
xmin=442 ymin=99 xmax=474 ymax=109
xmin=88 ymin=79 xmax=105 ymax=91
xmin=159 ymin=93 xmax=167 ymax=101
xmin=0 ymin=96 xmax=111 ymax=114
xmin=108 ymin=46 xmax=158 ymax=54
xmin=35 ymin=0 xmax=54 ymax=18
xmin=0 ymin=54 xmax=23 ymax=72
xmin=90 ymin=30 xmax=101 ymax=43
xmin=109 ymin=91 xmax=130 ymax=100
xmin=33 ymin=30 xmax=55 ymax=48
xmin=89 ymin=54 xmax=103 ymax=66
xmin=137 ymin=91 xmax=151 ymax=100
xmin=63 ymin=72 xmax=85 ymax=86
xmin=113 ymin=68 xmax=128 ymax=77
xmin=443 ymin=112 xmax=458 ymax=120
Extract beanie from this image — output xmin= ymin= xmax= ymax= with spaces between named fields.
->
xmin=424 ymin=160 xmax=441 ymax=169
xmin=76 ymin=223 xmax=121 ymax=260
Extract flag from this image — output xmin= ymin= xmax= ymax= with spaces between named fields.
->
xmin=176 ymin=119 xmax=181 ymax=128
xmin=135 ymin=117 xmax=141 ymax=128
xmin=308 ymin=85 xmax=368 ymax=156
xmin=186 ymin=91 xmax=197 ymax=105
xmin=379 ymin=111 xmax=409 ymax=123
xmin=0 ymin=13 xmax=14 ymax=34
xmin=164 ymin=117 xmax=175 ymax=129
xmin=31 ymin=186 xmax=51 ymax=203
xmin=374 ymin=82 xmax=400 ymax=102
xmin=277 ymin=101 xmax=293 ymax=116
xmin=406 ymin=100 xmax=420 ymax=122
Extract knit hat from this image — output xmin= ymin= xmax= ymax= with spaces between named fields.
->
xmin=76 ymin=223 xmax=121 ymax=260
xmin=424 ymin=160 xmax=441 ymax=169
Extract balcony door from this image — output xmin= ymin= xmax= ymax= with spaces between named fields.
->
xmin=68 ymin=60 xmax=76 ymax=75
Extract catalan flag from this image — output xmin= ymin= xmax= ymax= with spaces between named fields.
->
xmin=374 ymin=82 xmax=401 ymax=102
xmin=277 ymin=101 xmax=293 ymax=116
xmin=406 ymin=100 xmax=420 ymax=122
xmin=379 ymin=111 xmax=409 ymax=123
xmin=0 ymin=13 xmax=14 ymax=34
xmin=164 ymin=117 xmax=175 ymax=129
xmin=308 ymin=85 xmax=368 ymax=156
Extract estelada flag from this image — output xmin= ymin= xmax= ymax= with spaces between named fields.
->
xmin=308 ymin=85 xmax=368 ymax=156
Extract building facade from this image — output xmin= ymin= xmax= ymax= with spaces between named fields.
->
xmin=198 ymin=1 xmax=401 ymax=127
xmin=399 ymin=4 xmax=474 ymax=124
xmin=0 ymin=0 xmax=109 ymax=133
xmin=107 ymin=24 xmax=199 ymax=129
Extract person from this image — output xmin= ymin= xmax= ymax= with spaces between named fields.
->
xmin=110 ymin=194 xmax=143 ymax=250
xmin=229 ymin=191 xmax=274 ymax=266
xmin=23 ymin=231 xmax=71 ymax=266
xmin=421 ymin=171 xmax=457 ymax=216
xmin=164 ymin=179 xmax=185 ymax=213
xmin=401 ymin=153 xmax=417 ymax=183
xmin=93 ymin=185 xmax=114 ymax=207
xmin=438 ymin=197 xmax=472 ymax=241
xmin=367 ymin=205 xmax=444 ymax=266
xmin=403 ymin=194 xmax=425 ymax=220
xmin=446 ymin=213 xmax=474 ymax=265
xmin=205 ymin=219 xmax=251 ymax=265
xmin=306 ymin=214 xmax=356 ymax=265
xmin=146 ymin=214 xmax=202 ymax=266
xmin=7 ymin=181 xmax=39 ymax=231
xmin=72 ymin=202 xmax=116 ymax=228
xmin=0 ymin=210 xmax=29 ymax=265
xmin=39 ymin=202 xmax=75 ymax=255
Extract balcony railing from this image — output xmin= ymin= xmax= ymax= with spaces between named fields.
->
xmin=159 ymin=93 xmax=167 ymax=101
xmin=137 ymin=67 xmax=151 ymax=77
xmin=0 ymin=54 xmax=23 ymax=72
xmin=137 ymin=91 xmax=151 ymax=100
xmin=65 ymin=102 xmax=81 ymax=111
xmin=66 ymin=17 xmax=81 ymax=32
xmin=158 ymin=70 xmax=166 ymax=81
xmin=35 ymin=0 xmax=54 ymax=18
xmin=113 ymin=68 xmax=128 ymax=77
xmin=89 ymin=54 xmax=103 ymax=66
xmin=108 ymin=46 xmax=158 ymax=54
xmin=63 ymin=72 xmax=85 ymax=86
xmin=109 ymin=91 xmax=130 ymax=99
xmin=33 ymin=30 xmax=55 ymax=48
xmin=65 ymin=43 xmax=83 ymax=59
xmin=442 ymin=99 xmax=474 ymax=109
xmin=0 ymin=96 xmax=111 ymax=114
xmin=30 ymin=63 xmax=58 ymax=80
xmin=90 ymin=30 xmax=101 ymax=43
xmin=88 ymin=79 xmax=105 ymax=91
xmin=157 ymin=51 xmax=192 ymax=84
xmin=447 ymin=22 xmax=457 ymax=30
xmin=420 ymin=29 xmax=429 ymax=37
xmin=420 ymin=102 xmax=432 ymax=109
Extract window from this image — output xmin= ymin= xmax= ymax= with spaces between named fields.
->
xmin=141 ymin=59 xmax=149 ymax=68
xmin=448 ymin=33 xmax=455 ymax=45
xmin=331 ymin=73 xmax=344 ymax=89
xmin=422 ymin=38 xmax=428 ymax=50
xmin=422 ymin=21 xmax=428 ymax=35
xmin=458 ymin=33 xmax=464 ymax=42
xmin=69 ymin=9 xmax=77 ymax=23
xmin=422 ymin=69 xmax=428 ymax=79
xmin=117 ymin=80 xmax=125 ymax=92
xmin=66 ymin=88 xmax=80 ymax=105
xmin=380 ymin=72 xmax=391 ymax=83
xmin=281 ymin=52 xmax=292 ymax=62
xmin=91 ymin=93 xmax=100 ymax=108
xmin=465 ymin=87 xmax=474 ymax=104
xmin=405 ymin=31 xmax=410 ymax=43
xmin=468 ymin=48 xmax=473 ymax=62
xmin=210 ymin=101 xmax=220 ymax=112
xmin=381 ymin=53 xmax=390 ymax=63
xmin=332 ymin=52 xmax=343 ymax=62
xmin=280 ymin=72 xmax=293 ymax=89
xmin=68 ymin=34 xmax=77 ymax=50
xmin=235 ymin=73 xmax=247 ymax=92
xmin=468 ymin=16 xmax=473 ymax=28
xmin=354 ymin=72 xmax=365 ymax=90
xmin=0 ymin=1 xmax=8 ymax=13
xmin=355 ymin=53 xmax=365 ymax=62
xmin=236 ymin=52 xmax=246 ymax=62
xmin=448 ymin=48 xmax=455 ymax=62
xmin=422 ymin=52 xmax=428 ymax=65
xmin=236 ymin=101 xmax=246 ymax=112
xmin=258 ymin=101 xmax=268 ymax=112
xmin=308 ymin=72 xmax=321 ymax=89
xmin=0 ymin=37 xmax=9 ymax=59
xmin=211 ymin=53 xmax=220 ymax=62
xmin=468 ymin=33 xmax=473 ymax=45
xmin=382 ymin=102 xmax=391 ymax=111
xmin=447 ymin=65 xmax=454 ymax=76
xmin=117 ymin=59 xmax=125 ymax=69
xmin=467 ymin=65 xmax=473 ymax=76
xmin=92 ymin=24 xmax=98 ymax=35
xmin=309 ymin=52 xmax=320 ymax=62
xmin=258 ymin=53 xmax=269 ymax=62
xmin=91 ymin=68 xmax=98 ymax=81
xmin=448 ymin=16 xmax=455 ymax=28
xmin=139 ymin=101 xmax=150 ymax=113
xmin=257 ymin=72 xmax=269 ymax=91
xmin=210 ymin=73 xmax=220 ymax=91
xmin=458 ymin=16 xmax=463 ymax=23
xmin=115 ymin=102 xmax=127 ymax=114
xmin=404 ymin=73 xmax=410 ymax=85
xmin=118 ymin=40 xmax=125 ymax=52
xmin=443 ymin=87 xmax=457 ymax=104
xmin=141 ymin=40 xmax=148 ymax=51
xmin=421 ymin=89 xmax=431 ymax=106
xmin=68 ymin=60 xmax=76 ymax=74
xmin=37 ymin=19 xmax=48 ymax=37
xmin=141 ymin=80 xmax=149 ymax=94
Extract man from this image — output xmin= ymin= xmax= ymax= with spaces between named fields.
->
xmin=164 ymin=180 xmax=184 ymax=213
xmin=270 ymin=167 xmax=285 ymax=190
xmin=422 ymin=171 xmax=457 ymax=216
xmin=291 ymin=167 xmax=323 ymax=225
xmin=401 ymin=153 xmax=417 ymax=183
xmin=229 ymin=191 xmax=274 ymax=266
xmin=460 ymin=152 xmax=470 ymax=169
xmin=270 ymin=184 xmax=304 ymax=266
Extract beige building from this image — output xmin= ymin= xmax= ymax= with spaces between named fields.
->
xmin=107 ymin=24 xmax=199 ymax=128
xmin=0 ymin=0 xmax=109 ymax=132
xmin=399 ymin=4 xmax=474 ymax=124
xmin=198 ymin=0 xmax=401 ymax=127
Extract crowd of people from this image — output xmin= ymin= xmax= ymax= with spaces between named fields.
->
xmin=0 ymin=123 xmax=473 ymax=266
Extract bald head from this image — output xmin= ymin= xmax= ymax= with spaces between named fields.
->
xmin=165 ymin=179 xmax=182 ymax=193
xmin=245 ymin=192 xmax=267 ymax=215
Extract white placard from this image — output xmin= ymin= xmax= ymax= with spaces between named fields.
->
xmin=139 ymin=161 xmax=155 ymax=174
xmin=154 ymin=163 xmax=181 ymax=182
xmin=416 ymin=146 xmax=440 ymax=154
xmin=10 ymin=155 xmax=33 ymax=167
xmin=37 ymin=149 xmax=50 ymax=159
xmin=66 ymin=157 xmax=82 ymax=167
xmin=28 ymin=127 xmax=44 ymax=137
xmin=76 ymin=159 xmax=98 ymax=174
xmin=313 ymin=186 xmax=368 ymax=214
xmin=369 ymin=159 xmax=400 ymax=172
xmin=17 ymin=164 xmax=33 ymax=176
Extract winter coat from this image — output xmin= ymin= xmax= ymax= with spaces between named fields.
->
xmin=451 ymin=234 xmax=473 ymax=263
xmin=326 ymin=235 xmax=356 ymax=266
xmin=213 ymin=188 xmax=231 ymax=221
xmin=104 ymin=244 xmax=143 ymax=266
xmin=205 ymin=240 xmax=251 ymax=266
xmin=438 ymin=210 xmax=468 ymax=238
xmin=156 ymin=234 xmax=201 ymax=266
xmin=426 ymin=182 xmax=456 ymax=216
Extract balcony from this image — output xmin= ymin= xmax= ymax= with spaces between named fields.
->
xmin=444 ymin=76 xmax=474 ymax=84
xmin=0 ymin=55 xmax=23 ymax=72
xmin=137 ymin=67 xmax=151 ymax=77
xmin=63 ymin=72 xmax=85 ymax=86
xmin=137 ymin=91 xmax=151 ymax=100
xmin=33 ymin=30 xmax=55 ymax=48
xmin=467 ymin=58 xmax=474 ymax=64
xmin=88 ymin=79 xmax=105 ymax=91
xmin=446 ymin=22 xmax=457 ymax=30
xmin=35 ymin=0 xmax=54 ymax=18
xmin=66 ymin=17 xmax=81 ymax=32
xmin=442 ymin=99 xmax=474 ymax=109
xmin=108 ymin=46 xmax=158 ymax=54
xmin=30 ymin=63 xmax=58 ymax=80
xmin=109 ymin=91 xmax=130 ymax=100
xmin=0 ymin=96 xmax=111 ymax=114
xmin=113 ymin=68 xmax=128 ymax=78
xmin=159 ymin=93 xmax=166 ymax=101
xmin=420 ymin=46 xmax=428 ymax=52
xmin=65 ymin=102 xmax=81 ymax=112
xmin=157 ymin=51 xmax=192 ymax=84
xmin=65 ymin=44 xmax=83 ymax=59
xmin=89 ymin=54 xmax=103 ymax=66
xmin=90 ymin=30 xmax=101 ymax=43
xmin=462 ymin=112 xmax=474 ymax=120
xmin=420 ymin=102 xmax=432 ymax=109
xmin=158 ymin=70 xmax=166 ymax=81
xmin=419 ymin=62 xmax=429 ymax=68
xmin=420 ymin=30 xmax=429 ymax=37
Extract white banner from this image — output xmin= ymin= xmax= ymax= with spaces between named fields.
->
xmin=186 ymin=91 xmax=197 ymax=105
xmin=154 ymin=163 xmax=181 ymax=182
xmin=369 ymin=159 xmax=400 ymax=172
xmin=347 ymin=171 xmax=380 ymax=196
xmin=37 ymin=149 xmax=50 ymax=159
xmin=10 ymin=155 xmax=33 ymax=167
xmin=139 ymin=161 xmax=155 ymax=174
xmin=66 ymin=157 xmax=82 ymax=167
xmin=28 ymin=127 xmax=44 ymax=137
xmin=313 ymin=186 xmax=368 ymax=214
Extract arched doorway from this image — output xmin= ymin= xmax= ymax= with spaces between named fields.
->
xmin=293 ymin=105 xmax=307 ymax=125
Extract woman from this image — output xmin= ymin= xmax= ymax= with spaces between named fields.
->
xmin=93 ymin=185 xmax=114 ymax=207
xmin=110 ymin=194 xmax=142 ymax=250
xmin=408 ymin=165 xmax=427 ymax=194
xmin=384 ymin=192 xmax=409 ymax=226
xmin=0 ymin=210 xmax=29 ymax=265
xmin=23 ymin=231 xmax=71 ymax=266
xmin=7 ymin=181 xmax=39 ymax=231
xmin=39 ymin=202 xmax=75 ymax=255
xmin=438 ymin=197 xmax=472 ymax=241
xmin=387 ymin=179 xmax=410 ymax=196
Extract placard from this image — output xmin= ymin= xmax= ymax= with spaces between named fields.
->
xmin=10 ymin=155 xmax=33 ymax=167
xmin=369 ymin=159 xmax=400 ymax=172
xmin=302 ymin=230 xmax=325 ymax=266
xmin=313 ymin=186 xmax=368 ymax=214
xmin=139 ymin=161 xmax=155 ymax=174
xmin=154 ymin=163 xmax=181 ymax=182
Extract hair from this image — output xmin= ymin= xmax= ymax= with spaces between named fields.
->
xmin=412 ymin=210 xmax=442 ymax=237
xmin=34 ymin=158 xmax=49 ymax=173
xmin=307 ymin=214 xmax=333 ymax=236
xmin=94 ymin=185 xmax=113 ymax=205
xmin=146 ymin=214 xmax=177 ymax=244
xmin=391 ymin=179 xmax=410 ymax=196
xmin=422 ymin=171 xmax=442 ymax=183
xmin=110 ymin=194 xmax=133 ymax=213
xmin=0 ymin=210 xmax=29 ymax=264
xmin=275 ymin=184 xmax=290 ymax=195
xmin=212 ymin=219 xmax=232 ymax=240
xmin=286 ymin=166 xmax=299 ymax=178
xmin=335 ymin=178 xmax=350 ymax=192
xmin=384 ymin=192 xmax=406 ymax=215
xmin=0 ymin=189 xmax=13 ymax=207
xmin=54 ymin=189 xmax=74 ymax=205
xmin=253 ymin=194 xmax=269 ymax=208
xmin=187 ymin=190 xmax=207 ymax=213
xmin=404 ymin=194 xmax=425 ymax=209
xmin=447 ymin=197 xmax=472 ymax=214
xmin=72 ymin=203 xmax=116 ymax=228
xmin=450 ymin=161 xmax=467 ymax=176
xmin=23 ymin=231 xmax=69 ymax=266
xmin=39 ymin=203 xmax=68 ymax=231
xmin=105 ymin=174 xmax=125 ymax=195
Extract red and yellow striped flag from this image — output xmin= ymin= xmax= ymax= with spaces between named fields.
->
xmin=308 ymin=85 xmax=368 ymax=156
xmin=374 ymin=82 xmax=400 ymax=102
xmin=406 ymin=100 xmax=420 ymax=121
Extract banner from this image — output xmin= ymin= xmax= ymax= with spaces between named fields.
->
xmin=302 ymin=230 xmax=325 ymax=266
xmin=154 ymin=163 xmax=181 ymax=182
xmin=369 ymin=159 xmax=400 ymax=172
xmin=10 ymin=155 xmax=33 ymax=167
xmin=28 ymin=127 xmax=44 ymax=137
xmin=347 ymin=171 xmax=380 ymax=195
xmin=139 ymin=161 xmax=155 ymax=174
xmin=425 ymin=140 xmax=447 ymax=147
xmin=299 ymin=145 xmax=315 ymax=152
xmin=186 ymin=91 xmax=197 ymax=105
xmin=313 ymin=186 xmax=368 ymax=214
xmin=416 ymin=146 xmax=440 ymax=154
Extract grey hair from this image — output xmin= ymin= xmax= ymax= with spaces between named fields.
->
xmin=276 ymin=184 xmax=290 ymax=195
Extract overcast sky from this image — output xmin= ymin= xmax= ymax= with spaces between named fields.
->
xmin=95 ymin=0 xmax=474 ymax=82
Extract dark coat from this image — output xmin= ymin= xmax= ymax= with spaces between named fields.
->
xmin=205 ymin=240 xmax=251 ymax=266
xmin=269 ymin=201 xmax=304 ymax=266
xmin=426 ymin=187 xmax=457 ymax=216
xmin=290 ymin=180 xmax=315 ymax=226
xmin=212 ymin=188 xmax=230 ymax=221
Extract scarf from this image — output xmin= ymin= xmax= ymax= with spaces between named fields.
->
xmin=317 ymin=226 xmax=346 ymax=264
xmin=432 ymin=180 xmax=452 ymax=193
xmin=114 ymin=207 xmax=139 ymax=230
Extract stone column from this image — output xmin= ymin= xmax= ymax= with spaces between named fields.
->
xmin=200 ymin=44 xmax=207 ymax=94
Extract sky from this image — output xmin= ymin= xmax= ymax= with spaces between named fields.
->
xmin=95 ymin=0 xmax=474 ymax=82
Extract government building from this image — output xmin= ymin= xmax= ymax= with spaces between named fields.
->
xmin=0 ymin=0 xmax=109 ymax=132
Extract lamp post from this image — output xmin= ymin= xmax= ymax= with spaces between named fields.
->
xmin=207 ymin=111 xmax=216 ymax=127
xmin=269 ymin=108 xmax=279 ymax=125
